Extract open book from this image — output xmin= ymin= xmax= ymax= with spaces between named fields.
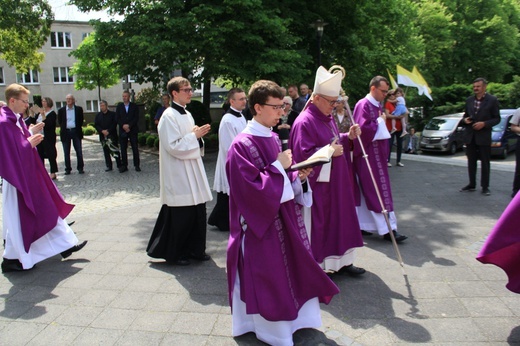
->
xmin=290 ymin=144 xmax=335 ymax=170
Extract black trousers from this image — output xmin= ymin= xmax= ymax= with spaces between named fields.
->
xmin=208 ymin=192 xmax=230 ymax=232
xmin=465 ymin=138 xmax=491 ymax=189
xmin=101 ymin=138 xmax=121 ymax=170
xmin=119 ymin=131 xmax=140 ymax=168
xmin=61 ymin=129 xmax=84 ymax=172
xmin=388 ymin=130 xmax=403 ymax=163
xmin=37 ymin=139 xmax=58 ymax=173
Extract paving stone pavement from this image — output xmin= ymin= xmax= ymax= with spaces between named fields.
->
xmin=1 ymin=137 xmax=520 ymax=345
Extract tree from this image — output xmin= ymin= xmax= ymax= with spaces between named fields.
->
xmin=0 ymin=0 xmax=53 ymax=72
xmin=69 ymin=33 xmax=121 ymax=101
xmin=70 ymin=0 xmax=310 ymax=108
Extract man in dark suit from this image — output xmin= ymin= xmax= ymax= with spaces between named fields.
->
xmin=460 ymin=78 xmax=500 ymax=195
xmin=287 ymin=84 xmax=306 ymax=126
xmin=57 ymin=94 xmax=84 ymax=175
xmin=95 ymin=100 xmax=121 ymax=172
xmin=116 ymin=90 xmax=140 ymax=172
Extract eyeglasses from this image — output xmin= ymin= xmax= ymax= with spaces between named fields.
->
xmin=179 ymin=88 xmax=193 ymax=93
xmin=260 ymin=103 xmax=285 ymax=111
xmin=378 ymin=88 xmax=389 ymax=94
xmin=319 ymin=95 xmax=342 ymax=106
xmin=15 ymin=98 xmax=30 ymax=104
xmin=234 ymin=97 xmax=247 ymax=101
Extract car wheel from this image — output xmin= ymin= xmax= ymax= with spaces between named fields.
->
xmin=501 ymin=145 xmax=508 ymax=160
xmin=449 ymin=142 xmax=457 ymax=155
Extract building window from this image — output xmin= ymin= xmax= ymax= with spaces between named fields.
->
xmin=51 ymin=31 xmax=72 ymax=48
xmin=82 ymin=32 xmax=91 ymax=41
xmin=0 ymin=67 xmax=4 ymax=85
xmin=53 ymin=67 xmax=73 ymax=83
xmin=55 ymin=101 xmax=66 ymax=110
xmin=16 ymin=69 xmax=39 ymax=84
xmin=86 ymin=100 xmax=99 ymax=112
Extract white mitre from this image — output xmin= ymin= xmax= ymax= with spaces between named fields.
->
xmin=313 ymin=66 xmax=343 ymax=97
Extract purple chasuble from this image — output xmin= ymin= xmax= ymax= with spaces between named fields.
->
xmin=289 ymin=103 xmax=363 ymax=263
xmin=477 ymin=193 xmax=520 ymax=293
xmin=226 ymin=131 xmax=338 ymax=321
xmin=0 ymin=106 xmax=74 ymax=252
xmin=352 ymin=97 xmax=394 ymax=212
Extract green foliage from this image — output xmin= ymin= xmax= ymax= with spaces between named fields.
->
xmin=508 ymin=75 xmax=520 ymax=108
xmin=204 ymin=133 xmax=219 ymax=150
xmin=187 ymin=100 xmax=211 ymax=126
xmin=146 ymin=135 xmax=157 ymax=147
xmin=135 ymin=88 xmax=161 ymax=114
xmin=0 ymin=0 xmax=53 ymax=72
xmin=138 ymin=133 xmax=148 ymax=146
xmin=153 ymin=136 xmax=160 ymax=149
xmin=69 ymin=33 xmax=121 ymax=100
xmin=32 ymin=95 xmax=42 ymax=107
xmin=488 ymin=83 xmax=515 ymax=108
xmin=144 ymin=114 xmax=151 ymax=132
xmin=82 ymin=125 xmax=96 ymax=136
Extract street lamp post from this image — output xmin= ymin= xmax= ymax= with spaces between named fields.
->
xmin=310 ymin=19 xmax=328 ymax=68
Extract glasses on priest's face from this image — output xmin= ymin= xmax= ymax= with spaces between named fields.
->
xmin=261 ymin=103 xmax=285 ymax=111
xmin=319 ymin=95 xmax=342 ymax=107
xmin=179 ymin=88 xmax=193 ymax=93
xmin=16 ymin=98 xmax=30 ymax=104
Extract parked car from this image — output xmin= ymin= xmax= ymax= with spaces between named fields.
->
xmin=491 ymin=109 xmax=517 ymax=159
xmin=419 ymin=113 xmax=465 ymax=155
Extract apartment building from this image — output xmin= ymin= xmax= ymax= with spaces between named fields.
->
xmin=0 ymin=20 xmax=152 ymax=112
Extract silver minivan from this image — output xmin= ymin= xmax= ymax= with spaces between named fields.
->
xmin=420 ymin=113 xmax=465 ymax=155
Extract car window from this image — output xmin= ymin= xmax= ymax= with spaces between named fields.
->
xmin=425 ymin=118 xmax=459 ymax=131
xmin=492 ymin=117 xmax=508 ymax=132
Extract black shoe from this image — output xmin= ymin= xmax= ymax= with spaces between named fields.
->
xmin=361 ymin=230 xmax=373 ymax=236
xmin=135 ymin=167 xmax=141 ymax=172
xmin=175 ymin=258 xmax=191 ymax=266
xmin=67 ymin=221 xmax=75 ymax=227
xmin=482 ymin=188 xmax=491 ymax=196
xmin=384 ymin=231 xmax=407 ymax=243
xmin=190 ymin=253 xmax=211 ymax=261
xmin=78 ymin=170 xmax=85 ymax=174
xmin=460 ymin=185 xmax=476 ymax=192
xmin=339 ymin=264 xmax=366 ymax=276
xmin=119 ymin=167 xmax=128 ymax=173
xmin=61 ymin=240 xmax=88 ymax=259
xmin=64 ymin=171 xmax=71 ymax=175
xmin=1 ymin=258 xmax=25 ymax=273
xmin=105 ymin=168 xmax=113 ymax=172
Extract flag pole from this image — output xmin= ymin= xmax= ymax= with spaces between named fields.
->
xmin=329 ymin=65 xmax=406 ymax=273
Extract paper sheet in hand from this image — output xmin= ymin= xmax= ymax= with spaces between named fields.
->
xmin=290 ymin=144 xmax=335 ymax=170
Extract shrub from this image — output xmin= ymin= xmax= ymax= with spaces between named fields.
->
xmin=82 ymin=125 xmax=96 ymax=136
xmin=187 ymin=100 xmax=211 ymax=126
xmin=138 ymin=133 xmax=147 ymax=146
xmin=154 ymin=136 xmax=160 ymax=149
xmin=146 ymin=135 xmax=157 ymax=147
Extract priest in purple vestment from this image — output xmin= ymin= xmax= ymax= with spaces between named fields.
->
xmin=226 ymin=80 xmax=339 ymax=346
xmin=477 ymin=193 xmax=520 ymax=293
xmin=289 ymin=66 xmax=365 ymax=276
xmin=352 ymin=76 xmax=407 ymax=242
xmin=0 ymin=84 xmax=87 ymax=273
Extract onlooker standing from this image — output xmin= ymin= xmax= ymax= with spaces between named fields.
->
xmin=460 ymin=78 xmax=500 ymax=196
xmin=37 ymin=97 xmax=58 ymax=180
xmin=353 ymin=76 xmax=407 ymax=242
xmin=95 ymin=100 xmax=121 ymax=172
xmin=116 ymin=90 xmax=140 ymax=172
xmin=384 ymin=90 xmax=404 ymax=167
xmin=146 ymin=76 xmax=213 ymax=265
xmin=57 ymin=94 xmax=84 ymax=175
xmin=287 ymin=84 xmax=306 ymax=126
xmin=510 ymin=108 xmax=520 ymax=197
xmin=154 ymin=93 xmax=171 ymax=126
xmin=208 ymin=88 xmax=247 ymax=232
xmin=332 ymin=96 xmax=351 ymax=133
xmin=0 ymin=84 xmax=87 ymax=273
xmin=300 ymin=83 xmax=310 ymax=101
